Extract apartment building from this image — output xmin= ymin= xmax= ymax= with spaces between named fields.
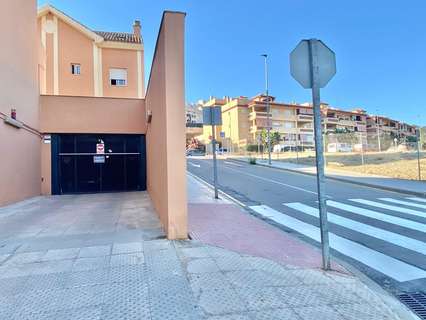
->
xmin=321 ymin=104 xmax=367 ymax=134
xmin=366 ymin=115 xmax=417 ymax=140
xmin=38 ymin=5 xmax=144 ymax=98
xmin=1 ymin=2 xmax=187 ymax=239
xmin=248 ymin=95 xmax=314 ymax=148
xmin=200 ymin=95 xmax=418 ymax=152
xmin=201 ymin=95 xmax=315 ymax=150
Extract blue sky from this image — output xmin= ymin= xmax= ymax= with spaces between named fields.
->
xmin=38 ymin=0 xmax=425 ymax=125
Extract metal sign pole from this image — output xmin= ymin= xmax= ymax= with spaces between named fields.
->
xmin=309 ymin=39 xmax=330 ymax=270
xmin=417 ymin=129 xmax=421 ymax=181
xmin=360 ymin=132 xmax=365 ymax=168
xmin=262 ymin=54 xmax=272 ymax=165
xmin=212 ymin=123 xmax=219 ymax=199
xmin=203 ymin=106 xmax=222 ymax=200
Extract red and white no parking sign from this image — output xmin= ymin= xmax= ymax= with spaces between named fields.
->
xmin=96 ymin=143 xmax=105 ymax=154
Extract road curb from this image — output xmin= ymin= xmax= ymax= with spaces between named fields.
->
xmin=226 ymin=158 xmax=426 ymax=198
xmin=186 ymin=171 xmax=418 ymax=320
xmin=187 ymin=170 xmax=419 ymax=320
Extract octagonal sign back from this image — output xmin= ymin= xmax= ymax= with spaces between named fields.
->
xmin=290 ymin=39 xmax=336 ymax=89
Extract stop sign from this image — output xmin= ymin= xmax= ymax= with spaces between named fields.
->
xmin=290 ymin=39 xmax=336 ymax=89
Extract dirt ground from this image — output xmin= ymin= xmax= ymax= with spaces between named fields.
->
xmin=253 ymin=151 xmax=426 ymax=181
xmin=291 ymin=151 xmax=425 ymax=181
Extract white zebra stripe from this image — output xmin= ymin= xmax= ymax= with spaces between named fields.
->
xmin=350 ymin=199 xmax=425 ymax=218
xmin=326 ymin=201 xmax=425 ymax=233
xmin=250 ymin=204 xmax=426 ymax=282
xmin=379 ymin=198 xmax=426 ymax=210
xmin=407 ymin=197 xmax=426 ymax=204
xmin=284 ymin=202 xmax=426 ymax=255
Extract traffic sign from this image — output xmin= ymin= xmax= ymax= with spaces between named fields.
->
xmin=202 ymin=106 xmax=222 ymax=199
xmin=289 ymin=39 xmax=337 ymax=271
xmin=203 ymin=106 xmax=222 ymax=126
xmin=290 ymin=39 xmax=336 ymax=89
xmin=220 ymin=131 xmax=225 ymax=138
xmin=93 ymin=155 xmax=105 ymax=163
xmin=96 ymin=143 xmax=105 ymax=154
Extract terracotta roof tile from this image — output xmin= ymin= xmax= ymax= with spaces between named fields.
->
xmin=94 ymin=31 xmax=142 ymax=44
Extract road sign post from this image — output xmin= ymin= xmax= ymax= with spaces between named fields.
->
xmin=290 ymin=39 xmax=336 ymax=270
xmin=203 ymin=106 xmax=222 ymax=199
xmin=417 ymin=129 xmax=421 ymax=181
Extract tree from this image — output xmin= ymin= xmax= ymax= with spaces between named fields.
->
xmin=271 ymin=131 xmax=281 ymax=146
xmin=260 ymin=129 xmax=268 ymax=150
xmin=259 ymin=129 xmax=281 ymax=151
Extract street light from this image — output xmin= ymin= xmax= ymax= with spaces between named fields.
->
xmin=261 ymin=54 xmax=272 ymax=165
xmin=375 ymin=110 xmax=381 ymax=152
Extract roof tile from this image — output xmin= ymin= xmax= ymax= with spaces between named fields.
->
xmin=94 ymin=31 xmax=142 ymax=44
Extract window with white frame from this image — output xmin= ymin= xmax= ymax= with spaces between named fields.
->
xmin=109 ymin=68 xmax=127 ymax=86
xmin=71 ymin=63 xmax=81 ymax=75
xmin=284 ymin=121 xmax=294 ymax=129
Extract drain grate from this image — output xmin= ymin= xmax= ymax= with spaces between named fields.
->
xmin=398 ymin=292 xmax=426 ymax=320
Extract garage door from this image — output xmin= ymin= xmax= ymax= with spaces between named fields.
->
xmin=51 ymin=134 xmax=146 ymax=194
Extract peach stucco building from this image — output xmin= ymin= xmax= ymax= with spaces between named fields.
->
xmin=38 ymin=5 xmax=144 ymax=98
xmin=0 ymin=2 xmax=187 ymax=239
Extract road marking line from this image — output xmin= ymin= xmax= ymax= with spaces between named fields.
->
xmin=186 ymin=171 xmax=245 ymax=207
xmin=188 ymin=162 xmax=201 ymax=168
xmin=223 ymin=166 xmax=324 ymax=197
xmin=407 ymin=197 xmax=426 ymax=204
xmin=284 ymin=202 xmax=426 ymax=255
xmin=224 ymin=161 xmax=243 ymax=167
xmin=379 ymin=198 xmax=426 ymax=210
xmin=350 ymin=199 xmax=425 ymax=219
xmin=250 ymin=205 xmax=426 ymax=282
xmin=327 ymin=201 xmax=425 ymax=233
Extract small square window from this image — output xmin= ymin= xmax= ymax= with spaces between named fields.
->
xmin=109 ymin=68 xmax=127 ymax=86
xmin=71 ymin=64 xmax=81 ymax=75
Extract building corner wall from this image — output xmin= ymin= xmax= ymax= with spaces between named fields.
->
xmin=0 ymin=0 xmax=41 ymax=206
xmin=146 ymin=12 xmax=187 ymax=239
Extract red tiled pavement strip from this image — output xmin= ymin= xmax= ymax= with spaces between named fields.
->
xmin=189 ymin=203 xmax=346 ymax=271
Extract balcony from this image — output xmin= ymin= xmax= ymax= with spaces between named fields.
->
xmin=338 ymin=119 xmax=357 ymax=127
xmin=249 ymin=111 xmax=271 ymax=121
xmin=297 ymin=114 xmax=313 ymax=122
xmin=323 ymin=117 xmax=339 ymax=123
xmin=298 ymin=128 xmax=314 ymax=133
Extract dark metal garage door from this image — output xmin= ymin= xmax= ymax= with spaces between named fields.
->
xmin=51 ymin=134 xmax=146 ymax=194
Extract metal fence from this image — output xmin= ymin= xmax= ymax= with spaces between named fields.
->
xmin=239 ymin=131 xmax=425 ymax=181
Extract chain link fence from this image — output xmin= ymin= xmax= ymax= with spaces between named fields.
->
xmin=238 ymin=130 xmax=425 ymax=181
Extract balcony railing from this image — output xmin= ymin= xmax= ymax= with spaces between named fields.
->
xmin=298 ymin=128 xmax=314 ymax=133
xmin=297 ymin=115 xmax=313 ymax=121
xmin=249 ymin=111 xmax=271 ymax=121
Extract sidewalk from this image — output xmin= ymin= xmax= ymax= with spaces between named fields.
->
xmin=0 ymin=182 xmax=415 ymax=319
xmin=187 ymin=173 xmax=416 ymax=320
xmin=230 ymin=157 xmax=426 ymax=197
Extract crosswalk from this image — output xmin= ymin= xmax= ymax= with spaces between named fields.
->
xmin=249 ymin=197 xmax=426 ymax=283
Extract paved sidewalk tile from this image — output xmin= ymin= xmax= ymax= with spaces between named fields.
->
xmin=0 ymin=192 xmax=407 ymax=320
xmin=78 ymin=245 xmax=111 ymax=257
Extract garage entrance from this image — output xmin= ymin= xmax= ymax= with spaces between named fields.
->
xmin=51 ymin=134 xmax=146 ymax=194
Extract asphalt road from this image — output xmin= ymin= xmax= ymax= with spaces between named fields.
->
xmin=187 ymin=157 xmax=426 ymax=298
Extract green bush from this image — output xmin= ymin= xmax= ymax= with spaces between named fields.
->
xmin=247 ymin=144 xmax=262 ymax=152
xmin=248 ymin=157 xmax=257 ymax=165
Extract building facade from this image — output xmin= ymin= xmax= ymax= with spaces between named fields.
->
xmin=201 ymin=95 xmax=315 ymax=150
xmin=38 ymin=5 xmax=144 ymax=98
xmin=248 ymin=95 xmax=314 ymax=148
xmin=1 ymin=3 xmax=187 ymax=239
xmin=366 ymin=115 xmax=417 ymax=140
xmin=200 ymin=95 xmax=417 ymax=152
xmin=320 ymin=104 xmax=367 ymax=134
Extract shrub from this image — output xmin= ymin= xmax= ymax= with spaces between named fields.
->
xmin=248 ymin=157 xmax=257 ymax=165
xmin=247 ymin=144 xmax=262 ymax=152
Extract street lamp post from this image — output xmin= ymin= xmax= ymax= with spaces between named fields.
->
xmin=376 ymin=113 xmax=381 ymax=152
xmin=261 ymin=54 xmax=272 ymax=165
